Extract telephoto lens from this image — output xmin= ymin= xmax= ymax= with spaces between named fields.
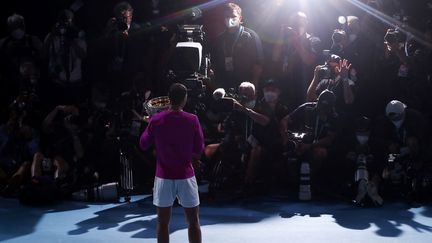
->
xmin=299 ymin=161 xmax=311 ymax=201
xmin=72 ymin=182 xmax=119 ymax=202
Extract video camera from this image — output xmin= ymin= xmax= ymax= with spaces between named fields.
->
xmin=170 ymin=24 xmax=209 ymax=96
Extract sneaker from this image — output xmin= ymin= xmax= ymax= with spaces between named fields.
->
xmin=367 ymin=182 xmax=383 ymax=207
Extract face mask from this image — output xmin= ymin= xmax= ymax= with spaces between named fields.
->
xmin=225 ymin=17 xmax=239 ymax=29
xmin=12 ymin=29 xmax=25 ymax=40
xmin=264 ymin=91 xmax=278 ymax=103
xmin=244 ymin=100 xmax=256 ymax=109
xmin=349 ymin=34 xmax=357 ymax=42
xmin=356 ymin=135 xmax=369 ymax=145
xmin=392 ymin=119 xmax=404 ymax=129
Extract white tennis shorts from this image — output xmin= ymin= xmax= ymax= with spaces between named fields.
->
xmin=153 ymin=176 xmax=200 ymax=208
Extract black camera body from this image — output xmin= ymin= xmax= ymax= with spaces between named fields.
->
xmin=318 ymin=51 xmax=341 ymax=79
xmin=212 ymin=89 xmax=245 ymax=114
xmin=183 ymin=76 xmax=206 ymax=96
xmin=318 ymin=65 xmax=332 ymax=79
xmin=170 ymin=25 xmax=209 ymax=99
xmin=55 ymin=22 xmax=78 ymax=39
xmin=384 ymin=28 xmax=404 ymax=45
xmin=116 ymin=18 xmax=129 ymax=32
xmin=212 ymin=97 xmax=235 ymax=113
xmin=284 ymin=26 xmax=297 ymax=40
xmin=332 ymin=29 xmax=346 ymax=45
xmin=177 ymin=24 xmax=204 ymax=43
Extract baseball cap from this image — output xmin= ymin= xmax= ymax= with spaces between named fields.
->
xmin=385 ymin=100 xmax=406 ymax=117
xmin=262 ymin=79 xmax=280 ymax=89
xmin=317 ymin=89 xmax=336 ymax=112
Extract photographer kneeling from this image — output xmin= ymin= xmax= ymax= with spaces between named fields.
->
xmin=19 ymin=105 xmax=85 ymax=205
xmin=281 ymin=90 xmax=340 ymax=197
xmin=243 ymin=79 xmax=290 ymax=191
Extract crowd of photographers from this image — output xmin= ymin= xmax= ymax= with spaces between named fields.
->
xmin=1 ymin=0 xmax=432 ymax=207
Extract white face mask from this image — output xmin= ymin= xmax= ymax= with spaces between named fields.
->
xmin=12 ymin=28 xmax=25 ymax=40
xmin=392 ymin=120 xmax=404 ymax=129
xmin=349 ymin=34 xmax=357 ymax=42
xmin=225 ymin=17 xmax=239 ymax=29
xmin=264 ymin=91 xmax=278 ymax=103
xmin=356 ymin=135 xmax=369 ymax=145
xmin=244 ymin=100 xmax=256 ymax=109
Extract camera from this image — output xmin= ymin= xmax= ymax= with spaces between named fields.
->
xmin=318 ymin=65 xmax=332 ymax=79
xmin=116 ymin=17 xmax=129 ymax=32
xmin=170 ymin=24 xmax=209 ymax=100
xmin=332 ymin=29 xmax=346 ymax=45
xmin=384 ymin=28 xmax=404 ymax=45
xmin=318 ymin=51 xmax=341 ymax=79
xmin=177 ymin=24 xmax=204 ymax=43
xmin=183 ymin=77 xmax=206 ymax=96
xmin=171 ymin=25 xmax=207 ymax=77
xmin=55 ymin=21 xmax=78 ymax=39
xmin=10 ymin=91 xmax=38 ymax=114
xmin=284 ymin=26 xmax=297 ymax=40
xmin=213 ymin=98 xmax=235 ymax=113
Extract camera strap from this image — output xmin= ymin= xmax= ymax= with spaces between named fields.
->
xmin=223 ymin=26 xmax=243 ymax=72
xmin=314 ymin=115 xmax=325 ymax=142
xmin=223 ymin=25 xmax=244 ymax=58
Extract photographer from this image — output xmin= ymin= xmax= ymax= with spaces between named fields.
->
xmin=373 ymin=100 xmax=428 ymax=204
xmin=281 ymin=90 xmax=340 ymax=195
xmin=104 ymin=2 xmax=136 ymax=38
xmin=306 ymin=55 xmax=356 ymax=115
xmin=0 ymin=14 xmax=42 ymax=79
xmin=331 ymin=16 xmax=371 ymax=71
xmin=0 ymin=112 xmax=39 ymax=197
xmin=381 ymin=24 xmax=432 ymax=112
xmin=0 ymin=14 xmax=42 ymax=109
xmin=18 ymin=103 xmax=88 ymax=204
xmin=344 ymin=116 xmax=384 ymax=207
xmin=204 ymin=82 xmax=269 ymax=192
xmin=44 ymin=9 xmax=87 ymax=105
xmin=1 ymin=59 xmax=46 ymax=122
xmin=272 ymin=11 xmax=321 ymax=109
xmin=103 ymin=1 xmax=144 ymax=97
xmin=205 ymin=82 xmax=268 ymax=161
xmin=243 ymin=79 xmax=290 ymax=187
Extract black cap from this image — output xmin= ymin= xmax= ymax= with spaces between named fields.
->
xmin=355 ymin=116 xmax=371 ymax=132
xmin=317 ymin=89 xmax=335 ymax=112
xmin=262 ymin=79 xmax=280 ymax=89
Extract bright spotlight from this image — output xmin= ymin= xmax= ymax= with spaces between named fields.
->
xmin=275 ymin=0 xmax=284 ymax=7
xmin=338 ymin=16 xmax=347 ymax=25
